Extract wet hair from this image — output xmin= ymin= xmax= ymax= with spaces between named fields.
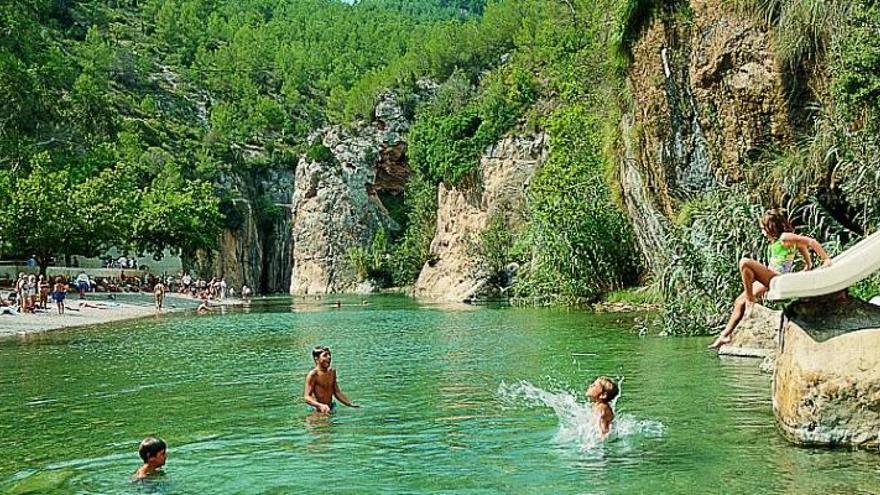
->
xmin=595 ymin=376 xmax=619 ymax=401
xmin=761 ymin=209 xmax=793 ymax=239
xmin=312 ymin=346 xmax=331 ymax=360
xmin=138 ymin=437 xmax=166 ymax=462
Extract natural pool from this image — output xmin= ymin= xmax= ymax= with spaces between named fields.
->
xmin=1 ymin=296 xmax=877 ymax=494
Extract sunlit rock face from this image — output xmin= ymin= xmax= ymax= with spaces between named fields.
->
xmin=773 ymin=299 xmax=880 ymax=450
xmin=289 ymin=91 xmax=413 ymax=294
xmin=717 ymin=303 xmax=780 ymax=358
xmin=413 ymin=133 xmax=548 ymax=303
xmin=619 ymin=1 xmax=791 ymax=268
xmin=198 ymin=168 xmax=294 ymax=294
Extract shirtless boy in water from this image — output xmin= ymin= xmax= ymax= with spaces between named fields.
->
xmin=132 ymin=436 xmax=167 ymax=481
xmin=587 ymin=376 xmax=619 ymax=439
xmin=303 ymin=346 xmax=359 ymax=413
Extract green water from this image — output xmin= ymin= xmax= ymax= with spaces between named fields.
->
xmin=1 ymin=296 xmax=877 ymax=494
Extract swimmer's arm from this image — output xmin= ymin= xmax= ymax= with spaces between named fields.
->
xmin=332 ymin=371 xmax=359 ymax=408
xmin=797 ymin=244 xmax=813 ymax=270
xmin=303 ymin=371 xmax=328 ymax=411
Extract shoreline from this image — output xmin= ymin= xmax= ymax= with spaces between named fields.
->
xmin=0 ymin=293 xmax=244 ymax=340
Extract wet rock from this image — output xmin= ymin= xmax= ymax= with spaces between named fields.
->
xmin=619 ymin=1 xmax=791 ymax=270
xmin=773 ymin=298 xmax=880 ymax=449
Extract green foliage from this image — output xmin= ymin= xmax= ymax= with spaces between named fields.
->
xmin=610 ymin=0 xmax=664 ymax=72
xmin=829 ymin=0 xmax=880 ymax=123
xmin=389 ymin=171 xmax=437 ymax=286
xmin=603 ymin=287 xmax=661 ymax=305
xmin=736 ymin=0 xmax=851 ymax=70
xmin=347 ymin=227 xmax=392 ymax=286
xmin=513 ymin=105 xmax=641 ymax=306
xmin=409 ymin=65 xmax=537 ymax=185
xmin=306 ymin=142 xmax=335 ymax=164
xmin=473 ymin=209 xmax=525 ymax=285
xmin=659 ymin=188 xmax=764 ymax=335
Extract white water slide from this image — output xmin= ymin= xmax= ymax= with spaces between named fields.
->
xmin=766 ymin=229 xmax=880 ymax=301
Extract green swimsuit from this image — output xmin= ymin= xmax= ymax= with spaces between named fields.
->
xmin=768 ymin=239 xmax=797 ymax=273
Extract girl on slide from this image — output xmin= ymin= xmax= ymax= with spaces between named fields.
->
xmin=709 ymin=209 xmax=833 ymax=349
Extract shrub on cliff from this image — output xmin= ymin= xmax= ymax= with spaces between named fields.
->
xmin=513 ymin=105 xmax=641 ymax=306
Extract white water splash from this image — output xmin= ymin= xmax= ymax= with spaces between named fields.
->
xmin=498 ymin=380 xmax=664 ymax=452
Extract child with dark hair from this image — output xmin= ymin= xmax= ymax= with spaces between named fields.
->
xmin=304 ymin=346 xmax=359 ymax=413
xmin=587 ymin=376 xmax=618 ymax=439
xmin=52 ymin=276 xmax=66 ymax=315
xmin=709 ymin=209 xmax=832 ymax=349
xmin=132 ymin=436 xmax=167 ymax=480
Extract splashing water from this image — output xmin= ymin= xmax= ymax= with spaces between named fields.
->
xmin=497 ymin=380 xmax=665 ymax=452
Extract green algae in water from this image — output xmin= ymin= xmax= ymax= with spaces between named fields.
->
xmin=1 ymin=296 xmax=878 ymax=494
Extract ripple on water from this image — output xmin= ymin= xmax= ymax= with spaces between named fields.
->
xmin=497 ymin=380 xmax=665 ymax=452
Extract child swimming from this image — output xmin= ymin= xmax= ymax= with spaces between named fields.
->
xmin=303 ymin=346 xmax=359 ymax=413
xmin=709 ymin=209 xmax=832 ymax=349
xmin=586 ymin=376 xmax=618 ymax=439
xmin=132 ymin=436 xmax=167 ymax=481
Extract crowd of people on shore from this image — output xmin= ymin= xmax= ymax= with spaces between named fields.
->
xmin=1 ymin=270 xmax=252 ymax=316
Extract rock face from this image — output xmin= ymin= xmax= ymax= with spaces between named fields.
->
xmin=774 ymin=322 xmax=880 ymax=449
xmin=773 ymin=298 xmax=880 ymax=449
xmin=197 ymin=168 xmax=294 ymax=294
xmin=289 ymin=91 xmax=413 ymax=294
xmin=619 ymin=1 xmax=792 ymax=268
xmin=413 ymin=133 xmax=548 ymax=302
xmin=717 ymin=304 xmax=781 ymax=358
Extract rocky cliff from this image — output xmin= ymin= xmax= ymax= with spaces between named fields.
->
xmin=619 ymin=1 xmax=792 ymax=268
xmin=196 ymin=167 xmax=294 ymax=294
xmin=288 ymin=92 xmax=413 ymax=294
xmin=413 ymin=132 xmax=548 ymax=302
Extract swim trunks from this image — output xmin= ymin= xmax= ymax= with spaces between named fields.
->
xmin=52 ymin=291 xmax=66 ymax=302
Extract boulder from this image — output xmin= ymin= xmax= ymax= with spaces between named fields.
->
xmin=717 ymin=303 xmax=781 ymax=358
xmin=772 ymin=298 xmax=880 ymax=449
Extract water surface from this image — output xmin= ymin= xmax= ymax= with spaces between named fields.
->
xmin=1 ymin=296 xmax=877 ymax=494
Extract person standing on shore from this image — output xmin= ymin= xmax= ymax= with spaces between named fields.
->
xmin=52 ymin=276 xmax=67 ymax=315
xmin=15 ymin=273 xmax=26 ymax=313
xmin=38 ymin=275 xmax=50 ymax=309
xmin=154 ymin=281 xmax=165 ymax=311
xmin=76 ymin=271 xmax=90 ymax=299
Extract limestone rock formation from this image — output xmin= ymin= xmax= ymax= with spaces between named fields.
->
xmin=619 ymin=1 xmax=791 ymax=268
xmin=413 ymin=133 xmax=548 ymax=302
xmin=289 ymin=91 xmax=414 ymax=294
xmin=717 ymin=304 xmax=781 ymax=358
xmin=197 ymin=168 xmax=294 ymax=294
xmin=773 ymin=298 xmax=880 ymax=449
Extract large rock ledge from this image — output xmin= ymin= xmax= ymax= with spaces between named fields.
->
xmin=772 ymin=298 xmax=880 ymax=450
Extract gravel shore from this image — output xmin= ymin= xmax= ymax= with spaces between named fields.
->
xmin=0 ymin=294 xmax=241 ymax=339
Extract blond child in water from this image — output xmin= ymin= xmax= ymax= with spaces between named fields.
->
xmin=586 ymin=376 xmax=618 ymax=439
xmin=709 ymin=209 xmax=832 ymax=349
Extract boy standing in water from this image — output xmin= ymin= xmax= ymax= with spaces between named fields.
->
xmin=132 ymin=436 xmax=167 ymax=481
xmin=304 ymin=346 xmax=359 ymax=413
xmin=587 ymin=376 xmax=618 ymax=439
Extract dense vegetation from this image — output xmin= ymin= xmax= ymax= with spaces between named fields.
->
xmin=3 ymin=0 xmax=879 ymax=335
xmin=654 ymin=0 xmax=880 ymax=333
